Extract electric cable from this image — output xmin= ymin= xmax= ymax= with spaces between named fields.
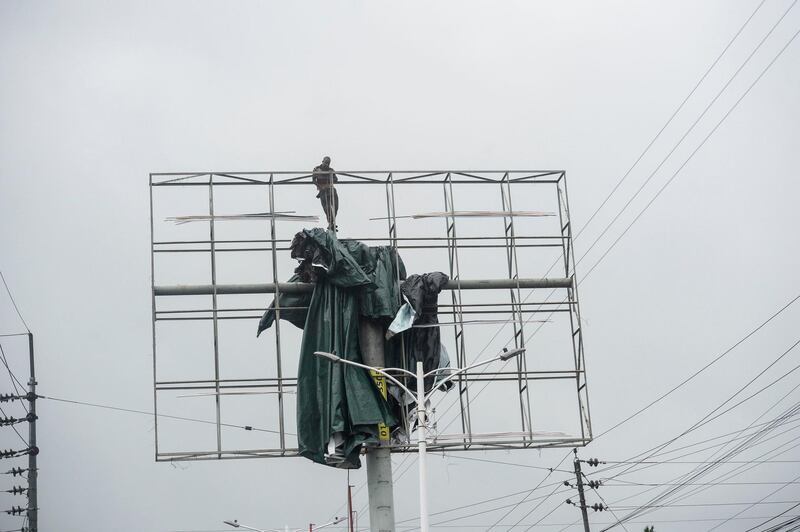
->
xmin=601 ymin=435 xmax=800 ymax=523
xmin=746 ymin=505 xmax=800 ymax=532
xmin=0 ymin=404 xmax=27 ymax=446
xmin=594 ymin=292 xmax=800 ymax=439
xmin=394 ymin=477 xmax=566 ymax=525
xmin=433 ymin=0 xmax=797 ymax=432
xmin=601 ymin=403 xmax=800 ymax=529
xmin=583 ymin=471 xmax=631 ymax=532
xmin=40 ymin=395 xmax=287 ymax=435
xmin=484 ymin=450 xmax=572 ymax=531
xmin=580 ymin=14 xmax=800 ymax=283
xmin=579 ymin=361 xmax=800 ymax=528
xmin=575 ymin=0 xmax=796 ymax=278
xmin=601 ymin=336 xmax=800 ymax=484
xmin=328 ymin=5 xmax=800 ymax=525
xmin=0 ymin=272 xmax=29 ymax=333
xmin=710 ymin=471 xmax=800 ymax=531
xmin=0 ymin=344 xmax=27 ymax=416
xmin=588 ymin=389 xmax=800 ymax=480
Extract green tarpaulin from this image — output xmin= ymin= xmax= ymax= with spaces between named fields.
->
xmin=258 ymin=229 xmax=404 ymax=468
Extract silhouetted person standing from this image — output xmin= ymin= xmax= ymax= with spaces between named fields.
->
xmin=313 ymin=156 xmax=338 ymax=231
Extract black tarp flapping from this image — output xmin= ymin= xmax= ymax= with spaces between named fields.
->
xmin=257 ymin=228 xmax=403 ymax=468
xmin=399 ymin=272 xmax=450 ymax=391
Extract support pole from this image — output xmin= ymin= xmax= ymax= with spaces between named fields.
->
xmin=416 ymin=361 xmax=429 ymax=532
xmin=574 ymin=450 xmax=590 ymax=532
xmin=153 ymin=277 xmax=573 ymax=296
xmin=27 ymin=333 xmax=38 ymax=532
xmin=348 ymin=483 xmax=355 ymax=532
xmin=359 ymin=319 xmax=395 ymax=532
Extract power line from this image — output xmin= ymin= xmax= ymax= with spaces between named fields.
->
xmin=595 ymin=292 xmax=800 ymax=439
xmin=601 ymin=402 xmax=800 ymax=529
xmin=580 ymin=12 xmax=800 ymax=282
xmin=619 ymin=434 xmax=800 ymax=521
xmin=355 ymin=14 xmax=800 ymax=531
xmin=709 ymin=471 xmax=800 ymax=531
xmin=586 ymin=352 xmax=800 ymax=528
xmin=575 ymin=0 xmax=768 ymax=237
xmin=0 ymin=271 xmax=29 ymax=333
xmin=605 ymin=339 xmax=800 ymax=484
xmin=610 ymin=412 xmax=800 ymax=474
xmin=395 ymin=477 xmax=566 ymax=525
xmin=0 ymin=344 xmax=28 ymax=415
xmin=745 ymin=504 xmax=800 ymax=532
xmin=329 ymin=5 xmax=800 ymax=526
xmin=0 ymin=404 xmax=27 ymax=446
xmin=40 ymin=395 xmax=287 ymax=435
xmin=435 ymin=0 xmax=797 ymax=434
xmin=588 ymin=381 xmax=800 ymax=481
xmin=575 ymin=0 xmax=796 ymax=277
xmin=614 ymin=500 xmax=800 ymax=509
xmin=605 ymin=480 xmax=800 ymax=487
xmin=481 ymin=319 xmax=800 ymax=530
xmin=440 ymin=452 xmax=572 ymax=474
xmin=450 ymin=309 xmax=800 ymax=529
xmin=485 ymin=451 xmax=572 ymax=531
xmin=431 ymin=305 xmax=800 ymax=529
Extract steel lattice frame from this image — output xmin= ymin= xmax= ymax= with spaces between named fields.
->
xmin=149 ymin=170 xmax=592 ymax=461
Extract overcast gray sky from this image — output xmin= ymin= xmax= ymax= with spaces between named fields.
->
xmin=2 ymin=1 xmax=800 ymax=531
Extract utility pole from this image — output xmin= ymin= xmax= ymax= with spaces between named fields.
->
xmin=359 ymin=319 xmax=395 ymax=532
xmin=347 ymin=483 xmax=354 ymax=532
xmin=573 ymin=449 xmax=590 ymax=532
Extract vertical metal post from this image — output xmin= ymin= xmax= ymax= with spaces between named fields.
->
xmin=360 ymin=319 xmax=395 ymax=532
xmin=149 ymin=175 xmax=160 ymax=460
xmin=500 ymin=175 xmax=533 ymax=438
xmin=416 ymin=361 xmax=429 ymax=532
xmin=27 ymin=333 xmax=37 ymax=532
xmin=268 ymin=174 xmax=286 ymax=451
xmin=208 ymin=175 xmax=222 ymax=457
xmin=348 ymin=483 xmax=355 ymax=532
xmin=442 ymin=174 xmax=472 ymax=447
xmin=384 ymin=173 xmax=410 ymax=438
xmin=557 ymin=173 xmax=592 ymax=441
xmin=574 ymin=450 xmax=591 ymax=532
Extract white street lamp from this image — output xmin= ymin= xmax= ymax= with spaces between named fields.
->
xmin=314 ymin=346 xmax=524 ymax=532
xmin=308 ymin=516 xmax=347 ymax=531
xmin=223 ymin=516 xmax=346 ymax=532
xmin=223 ymin=520 xmax=275 ymax=532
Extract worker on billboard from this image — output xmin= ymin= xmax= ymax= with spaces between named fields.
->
xmin=312 ymin=156 xmax=338 ymax=231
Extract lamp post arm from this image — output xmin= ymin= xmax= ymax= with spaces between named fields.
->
xmin=421 ymin=356 xmax=502 ymax=403
xmin=314 ymin=517 xmax=347 ymax=530
xmin=328 ymin=358 xmax=417 ymax=400
xmin=223 ymin=522 xmax=269 ymax=532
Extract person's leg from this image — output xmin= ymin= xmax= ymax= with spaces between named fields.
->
xmin=319 ymin=189 xmax=335 ymax=230
xmin=331 ymin=188 xmax=339 ymax=230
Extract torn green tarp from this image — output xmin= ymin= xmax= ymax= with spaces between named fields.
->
xmin=257 ymin=228 xmax=401 ymax=468
xmin=255 ymin=273 xmax=309 ymax=332
xmin=257 ymin=233 xmax=405 ymax=335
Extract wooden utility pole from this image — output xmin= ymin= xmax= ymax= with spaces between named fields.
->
xmin=573 ymin=449 xmax=590 ymax=532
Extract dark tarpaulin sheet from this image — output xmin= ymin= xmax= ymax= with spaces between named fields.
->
xmin=257 ymin=233 xmax=406 ymax=335
xmin=399 ymin=272 xmax=450 ymax=392
xmin=257 ymin=228 xmax=402 ymax=468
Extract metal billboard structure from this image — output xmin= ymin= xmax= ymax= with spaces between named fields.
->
xmin=149 ymin=170 xmax=592 ymax=462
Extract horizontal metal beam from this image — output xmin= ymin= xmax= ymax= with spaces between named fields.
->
xmin=153 ymin=277 xmax=572 ymax=296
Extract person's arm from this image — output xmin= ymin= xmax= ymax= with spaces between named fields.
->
xmin=330 ymin=167 xmax=338 ymax=184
